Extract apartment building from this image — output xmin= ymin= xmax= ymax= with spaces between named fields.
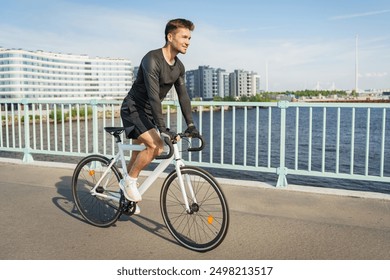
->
xmin=0 ymin=48 xmax=133 ymax=98
xmin=186 ymin=65 xmax=260 ymax=100
xmin=185 ymin=68 xmax=199 ymax=99
xmin=229 ymin=69 xmax=261 ymax=98
xmin=216 ymin=68 xmax=230 ymax=99
xmin=186 ymin=66 xmax=216 ymax=101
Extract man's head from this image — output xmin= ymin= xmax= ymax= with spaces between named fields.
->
xmin=165 ymin=18 xmax=195 ymax=43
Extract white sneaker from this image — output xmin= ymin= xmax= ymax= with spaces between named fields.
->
xmin=134 ymin=204 xmax=141 ymax=215
xmin=119 ymin=177 xmax=142 ymax=202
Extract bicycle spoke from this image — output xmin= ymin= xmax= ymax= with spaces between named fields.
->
xmin=72 ymin=155 xmax=122 ymax=227
xmin=161 ymin=167 xmax=229 ymax=252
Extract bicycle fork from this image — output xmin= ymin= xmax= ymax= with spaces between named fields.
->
xmin=174 ymin=150 xmax=198 ymax=214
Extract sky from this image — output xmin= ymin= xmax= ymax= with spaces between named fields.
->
xmin=1 ymin=0 xmax=389 ymax=92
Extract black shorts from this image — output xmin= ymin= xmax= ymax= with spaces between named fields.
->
xmin=120 ymin=95 xmax=156 ymax=139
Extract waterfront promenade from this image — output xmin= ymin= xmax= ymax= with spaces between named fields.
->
xmin=1 ymin=158 xmax=390 ymax=260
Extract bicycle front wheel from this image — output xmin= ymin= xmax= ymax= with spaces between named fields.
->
xmin=72 ymin=155 xmax=123 ymax=227
xmin=160 ymin=166 xmax=229 ymax=252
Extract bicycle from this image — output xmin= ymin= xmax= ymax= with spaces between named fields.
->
xmin=71 ymin=126 xmax=229 ymax=252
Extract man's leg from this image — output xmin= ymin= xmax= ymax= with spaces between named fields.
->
xmin=127 ymin=140 xmax=141 ymax=174
xmin=120 ymin=129 xmax=163 ymax=203
xmin=128 ymin=128 xmax=164 ymax=178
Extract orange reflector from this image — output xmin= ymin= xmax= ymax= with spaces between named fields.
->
xmin=207 ymin=215 xmax=214 ymax=224
xmin=89 ymin=170 xmax=95 ymax=176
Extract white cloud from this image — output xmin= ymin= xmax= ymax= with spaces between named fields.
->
xmin=190 ymin=31 xmax=361 ymax=90
xmin=365 ymin=72 xmax=388 ymax=78
xmin=330 ymin=9 xmax=390 ymax=20
xmin=0 ymin=2 xmax=165 ymax=64
xmin=1 ymin=1 xmax=389 ymax=91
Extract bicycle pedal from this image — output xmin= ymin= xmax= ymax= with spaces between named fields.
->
xmin=122 ymin=200 xmax=136 ymax=216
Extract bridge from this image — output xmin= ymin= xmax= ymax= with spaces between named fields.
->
xmin=1 ymin=99 xmax=390 ymax=279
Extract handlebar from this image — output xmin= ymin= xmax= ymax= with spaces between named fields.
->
xmin=155 ymin=133 xmax=205 ymax=160
xmin=178 ymin=133 xmax=205 ymax=152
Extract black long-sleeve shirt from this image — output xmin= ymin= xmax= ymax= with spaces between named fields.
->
xmin=129 ymin=48 xmax=193 ymax=129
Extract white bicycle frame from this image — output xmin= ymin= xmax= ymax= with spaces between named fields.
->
xmin=89 ymin=137 xmax=197 ymax=213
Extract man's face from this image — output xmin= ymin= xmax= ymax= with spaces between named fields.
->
xmin=169 ymin=27 xmax=192 ymax=54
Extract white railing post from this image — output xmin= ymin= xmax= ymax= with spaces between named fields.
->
xmin=175 ymin=100 xmax=183 ymax=152
xmin=276 ymin=100 xmax=289 ymax=187
xmin=21 ymin=99 xmax=34 ymax=163
xmin=91 ymin=99 xmax=99 ymax=154
xmin=175 ymin=100 xmax=182 ymax=131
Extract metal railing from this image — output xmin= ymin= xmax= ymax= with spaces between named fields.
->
xmin=1 ymin=98 xmax=389 ymax=190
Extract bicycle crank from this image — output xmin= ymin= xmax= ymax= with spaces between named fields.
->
xmin=121 ymin=199 xmax=137 ymax=216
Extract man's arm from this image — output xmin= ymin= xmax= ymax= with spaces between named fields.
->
xmin=141 ymin=55 xmax=166 ymax=130
xmin=174 ymin=75 xmax=194 ymax=126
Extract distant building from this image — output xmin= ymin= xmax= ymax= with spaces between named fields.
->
xmin=216 ymin=68 xmax=230 ymax=98
xmin=200 ymin=66 xmax=216 ymax=100
xmin=230 ymin=69 xmax=260 ymax=98
xmin=1 ymin=48 xmax=262 ymax=101
xmin=0 ymin=48 xmax=133 ymax=98
xmin=186 ymin=65 xmax=260 ymax=100
xmin=185 ymin=66 xmax=216 ymax=101
xmin=185 ymin=69 xmax=199 ymax=100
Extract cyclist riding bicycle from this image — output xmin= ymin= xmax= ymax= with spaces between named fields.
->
xmin=120 ymin=18 xmax=199 ymax=213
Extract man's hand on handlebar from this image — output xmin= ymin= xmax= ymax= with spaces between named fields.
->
xmin=159 ymin=127 xmax=178 ymax=140
xmin=185 ymin=124 xmax=199 ymax=138
xmin=159 ymin=124 xmax=200 ymax=140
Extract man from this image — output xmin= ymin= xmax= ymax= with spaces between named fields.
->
xmin=120 ymin=18 xmax=199 ymax=213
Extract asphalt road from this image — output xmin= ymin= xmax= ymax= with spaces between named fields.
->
xmin=1 ymin=160 xmax=390 ymax=260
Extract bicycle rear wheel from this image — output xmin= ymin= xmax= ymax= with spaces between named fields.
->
xmin=72 ymin=155 xmax=123 ymax=227
xmin=160 ymin=166 xmax=229 ymax=252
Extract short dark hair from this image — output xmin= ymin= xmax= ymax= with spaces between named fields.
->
xmin=165 ymin=18 xmax=195 ymax=42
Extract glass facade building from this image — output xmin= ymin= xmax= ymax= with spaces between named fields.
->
xmin=0 ymin=48 xmax=133 ymax=98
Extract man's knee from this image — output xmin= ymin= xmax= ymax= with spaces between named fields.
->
xmin=146 ymin=135 xmax=164 ymax=155
xmin=138 ymin=129 xmax=164 ymax=156
xmin=144 ymin=140 xmax=163 ymax=157
xmin=154 ymin=139 xmax=164 ymax=156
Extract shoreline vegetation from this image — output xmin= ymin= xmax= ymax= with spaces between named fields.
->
xmin=1 ymin=90 xmax=389 ymax=125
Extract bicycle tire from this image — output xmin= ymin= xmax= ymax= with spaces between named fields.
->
xmin=72 ymin=154 xmax=123 ymax=227
xmin=160 ymin=166 xmax=229 ymax=252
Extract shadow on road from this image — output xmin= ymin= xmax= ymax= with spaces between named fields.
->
xmin=52 ymin=175 xmax=178 ymax=247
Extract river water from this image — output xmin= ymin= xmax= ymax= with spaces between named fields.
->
xmin=1 ymin=105 xmax=389 ymax=194
xmin=190 ymin=107 xmax=390 ymax=194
